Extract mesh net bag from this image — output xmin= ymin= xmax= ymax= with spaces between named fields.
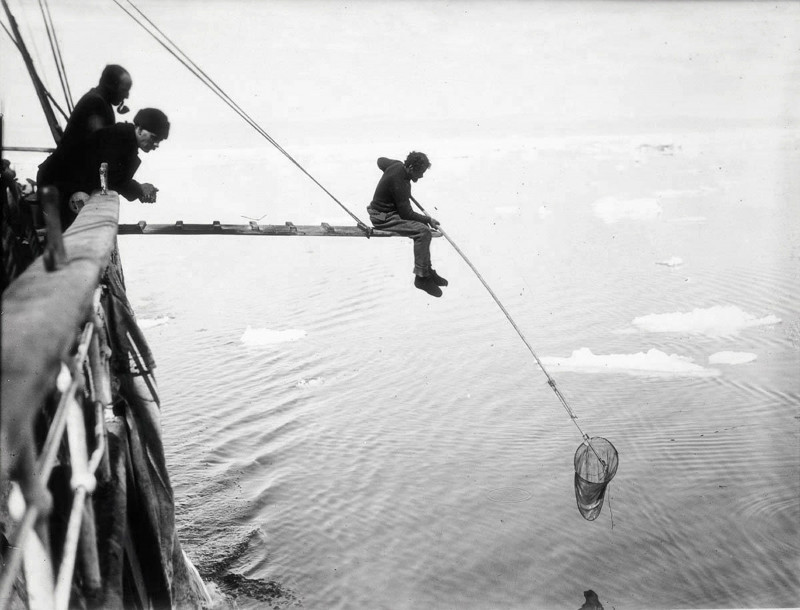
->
xmin=574 ymin=436 xmax=618 ymax=521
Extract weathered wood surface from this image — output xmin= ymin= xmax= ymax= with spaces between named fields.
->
xmin=117 ymin=221 xmax=398 ymax=237
xmin=1 ymin=193 xmax=119 ymax=436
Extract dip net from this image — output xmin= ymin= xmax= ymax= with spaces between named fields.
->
xmin=406 ymin=194 xmax=622 ymax=523
xmin=574 ymin=437 xmax=618 ymax=521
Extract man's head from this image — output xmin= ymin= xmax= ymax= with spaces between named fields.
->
xmin=99 ymin=64 xmax=132 ymax=106
xmin=404 ymin=151 xmax=431 ymax=182
xmin=133 ymin=108 xmax=170 ymax=152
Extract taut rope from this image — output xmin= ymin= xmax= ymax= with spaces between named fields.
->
xmin=411 ymin=195 xmax=604 ymax=460
xmin=111 ymin=0 xmax=373 ymax=236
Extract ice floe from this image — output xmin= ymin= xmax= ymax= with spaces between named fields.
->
xmin=241 ymin=326 xmax=307 ymax=346
xmin=139 ymin=316 xmax=171 ymax=329
xmin=494 ymin=205 xmax=520 ymax=216
xmin=637 ymin=143 xmax=679 ymax=156
xmin=631 ymin=305 xmax=780 ymax=337
xmin=296 ymin=377 xmax=325 ymax=388
xmin=592 ymin=196 xmax=662 ymax=223
xmin=708 ymin=351 xmax=757 ymax=365
xmin=541 ymin=347 xmax=718 ymax=377
xmin=654 ymin=188 xmax=704 ymax=198
xmin=656 ymin=256 xmax=683 ymax=267
xmin=668 ymin=216 xmax=707 ymax=224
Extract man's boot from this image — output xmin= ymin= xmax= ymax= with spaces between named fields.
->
xmin=429 ymin=269 xmax=448 ymax=287
xmin=414 ymin=275 xmax=443 ymax=297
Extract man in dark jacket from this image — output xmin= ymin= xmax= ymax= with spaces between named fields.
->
xmin=57 ymin=108 xmax=168 ymax=229
xmin=37 ymin=65 xmax=133 ymax=227
xmin=79 ymin=107 xmax=168 ymax=204
xmin=367 ymin=152 xmax=447 ymax=297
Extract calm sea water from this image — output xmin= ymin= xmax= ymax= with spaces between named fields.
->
xmin=118 ymin=126 xmax=800 ymax=610
xmin=4 ymin=1 xmax=799 ymax=608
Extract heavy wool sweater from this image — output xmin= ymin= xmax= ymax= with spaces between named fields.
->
xmin=370 ymin=157 xmax=430 ymax=224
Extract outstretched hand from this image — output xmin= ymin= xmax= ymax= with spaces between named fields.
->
xmin=140 ymin=183 xmax=159 ymax=203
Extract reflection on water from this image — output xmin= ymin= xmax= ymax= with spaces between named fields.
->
xmin=118 ymin=126 xmax=800 ymax=609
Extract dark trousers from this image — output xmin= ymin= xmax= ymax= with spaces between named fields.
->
xmin=367 ymin=206 xmax=432 ymax=276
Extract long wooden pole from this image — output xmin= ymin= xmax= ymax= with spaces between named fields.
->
xmin=1 ymin=0 xmax=62 ymax=144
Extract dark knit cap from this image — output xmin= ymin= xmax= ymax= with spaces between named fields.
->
xmin=133 ymin=108 xmax=170 ymax=139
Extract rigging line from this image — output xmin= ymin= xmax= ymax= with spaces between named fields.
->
xmin=1 ymin=21 xmax=69 ymax=122
xmin=38 ymin=0 xmax=71 ymax=114
xmin=117 ymin=0 xmax=367 ymax=228
xmin=410 ymin=195 xmax=594 ymax=442
xmin=44 ymin=0 xmax=73 ymax=108
xmin=111 ymin=2 xmax=281 ymax=154
xmin=119 ymin=2 xmax=276 ymax=144
xmin=121 ymin=0 xmax=301 ymax=165
xmin=1 ymin=0 xmax=62 ymax=143
xmin=40 ymin=0 xmax=73 ymax=111
xmin=112 ymin=0 xmax=370 ymax=230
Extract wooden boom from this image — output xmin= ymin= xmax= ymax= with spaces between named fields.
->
xmin=117 ymin=221 xmax=399 ymax=237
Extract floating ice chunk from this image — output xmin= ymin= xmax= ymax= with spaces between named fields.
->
xmin=541 ymin=347 xmax=718 ymax=377
xmin=668 ymin=216 xmax=706 ymax=223
xmin=654 ymin=188 xmax=703 ymax=198
xmin=656 ymin=257 xmax=683 ymax=267
xmin=538 ymin=205 xmax=552 ymax=218
xmin=241 ymin=326 xmax=307 ymax=345
xmin=296 ymin=377 xmax=325 ymax=387
xmin=709 ymin=351 xmax=757 ymax=365
xmin=638 ymin=143 xmax=678 ymax=155
xmin=494 ymin=205 xmax=520 ymax=216
xmin=592 ymin=196 xmax=662 ymax=223
xmin=139 ymin=316 xmax=171 ymax=329
xmin=632 ymin=305 xmax=780 ymax=337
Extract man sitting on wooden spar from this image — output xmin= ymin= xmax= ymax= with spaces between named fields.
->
xmin=367 ymin=152 xmax=448 ymax=297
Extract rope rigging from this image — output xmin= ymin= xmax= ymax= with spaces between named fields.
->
xmin=110 ymin=0 xmax=373 ymax=236
xmin=412 ymin=195 xmax=618 ymax=523
xmin=0 ymin=20 xmax=69 ymax=122
xmin=38 ymin=0 xmax=73 ymax=114
xmin=5 ymin=0 xmax=617 ymax=521
xmin=411 ymin=198 xmax=591 ymax=441
xmin=1 ymin=0 xmax=63 ymax=142
xmin=110 ymin=0 xmax=616 ymax=519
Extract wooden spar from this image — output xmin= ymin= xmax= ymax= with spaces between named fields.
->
xmin=1 ymin=0 xmax=62 ymax=144
xmin=117 ymin=221 xmax=401 ymax=237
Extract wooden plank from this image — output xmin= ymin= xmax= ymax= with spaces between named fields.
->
xmin=117 ymin=222 xmax=398 ymax=237
xmin=1 ymin=193 xmax=120 ymax=449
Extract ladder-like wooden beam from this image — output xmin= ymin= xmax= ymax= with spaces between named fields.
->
xmin=117 ymin=221 xmax=398 ymax=237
